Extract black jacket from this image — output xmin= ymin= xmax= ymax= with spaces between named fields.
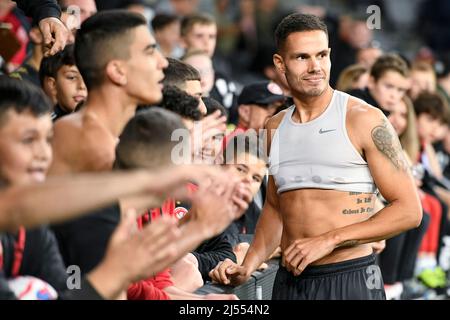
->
xmin=15 ymin=0 xmax=61 ymax=23
xmin=192 ymin=233 xmax=236 ymax=281
xmin=0 ymin=227 xmax=67 ymax=293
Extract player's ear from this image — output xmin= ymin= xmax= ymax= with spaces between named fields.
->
xmin=273 ymin=54 xmax=285 ymax=74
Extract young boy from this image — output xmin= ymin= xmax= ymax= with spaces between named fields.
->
xmin=0 ymin=73 xmax=65 ymax=300
xmin=220 ymin=132 xmax=271 ymax=265
xmin=350 ymin=53 xmax=411 ymax=115
xmin=180 ymin=13 xmax=238 ymax=123
xmin=182 ymin=49 xmax=215 ymax=97
xmin=180 ymin=13 xmax=217 ymax=60
xmin=413 ymin=92 xmax=450 ymax=288
xmin=151 ymin=13 xmax=182 ymax=58
xmin=163 ymin=57 xmax=207 ymax=115
xmin=39 ymin=44 xmax=87 ymax=121
xmin=409 ymin=62 xmax=437 ymax=101
xmin=415 ymin=92 xmax=450 ymax=147
xmin=172 ymin=132 xmax=274 ymax=290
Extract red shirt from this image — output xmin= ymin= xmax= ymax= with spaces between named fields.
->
xmin=127 ymin=184 xmax=197 ymax=300
xmin=127 ymin=272 xmax=172 ymax=300
xmin=127 ymin=201 xmax=176 ymax=300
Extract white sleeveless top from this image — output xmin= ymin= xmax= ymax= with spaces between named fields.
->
xmin=269 ymin=90 xmax=377 ymax=194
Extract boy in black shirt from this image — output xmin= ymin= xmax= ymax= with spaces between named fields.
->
xmin=39 ymin=44 xmax=87 ymax=121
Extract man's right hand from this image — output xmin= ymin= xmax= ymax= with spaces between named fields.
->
xmin=209 ymin=258 xmax=251 ymax=286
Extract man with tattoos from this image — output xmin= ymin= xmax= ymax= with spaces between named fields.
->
xmin=209 ymin=13 xmax=422 ymax=300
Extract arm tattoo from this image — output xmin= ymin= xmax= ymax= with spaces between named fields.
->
xmin=371 ymin=119 xmax=408 ymax=171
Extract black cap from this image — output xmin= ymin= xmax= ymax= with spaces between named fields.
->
xmin=238 ymin=81 xmax=285 ymax=106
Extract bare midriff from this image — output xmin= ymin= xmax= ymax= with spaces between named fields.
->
xmin=279 ymin=188 xmax=376 ymax=265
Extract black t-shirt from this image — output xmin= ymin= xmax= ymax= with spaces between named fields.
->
xmin=0 ymin=227 xmax=67 ymax=292
xmin=51 ymin=204 xmax=120 ymax=275
xmin=51 ymin=104 xmax=71 ymax=122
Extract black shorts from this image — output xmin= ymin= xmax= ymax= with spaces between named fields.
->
xmin=272 ymin=254 xmax=386 ymax=300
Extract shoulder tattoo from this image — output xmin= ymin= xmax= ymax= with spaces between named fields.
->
xmin=371 ymin=118 xmax=408 ymax=172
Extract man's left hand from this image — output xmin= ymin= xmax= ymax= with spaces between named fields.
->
xmin=282 ymin=235 xmax=336 ymax=276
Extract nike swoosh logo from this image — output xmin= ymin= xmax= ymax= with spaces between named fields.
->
xmin=319 ymin=128 xmax=337 ymax=134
